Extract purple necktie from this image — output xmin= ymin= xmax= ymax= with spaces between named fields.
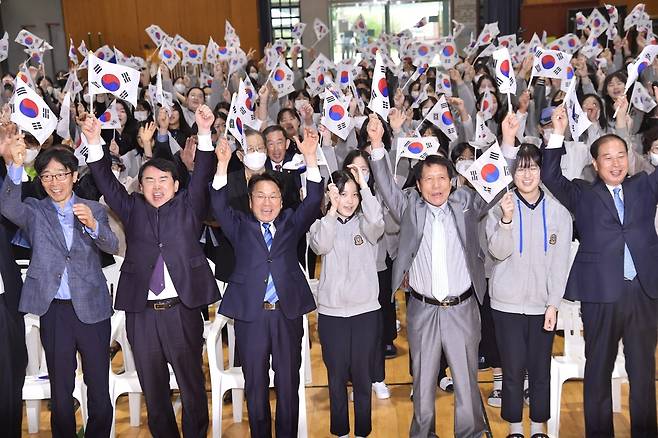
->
xmin=149 ymin=254 xmax=165 ymax=295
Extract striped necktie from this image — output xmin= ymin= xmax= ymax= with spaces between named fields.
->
xmin=262 ymin=223 xmax=279 ymax=303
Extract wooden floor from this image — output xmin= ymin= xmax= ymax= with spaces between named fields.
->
xmin=22 ymin=290 xmax=658 ymax=437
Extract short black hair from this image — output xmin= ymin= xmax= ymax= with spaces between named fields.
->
xmin=590 ymin=133 xmax=628 ymax=159
xmin=327 ymin=170 xmax=361 ymax=214
xmin=450 ymin=142 xmax=475 ymax=164
xmin=248 ymin=172 xmax=283 ymax=195
xmin=412 ymin=155 xmax=455 ymax=182
xmin=514 ymin=143 xmax=542 ymax=171
xmin=244 ymin=127 xmax=266 ymax=145
xmin=34 ymin=147 xmax=78 ymax=175
xmin=186 ymin=86 xmax=205 ymax=98
xmin=277 ymin=107 xmax=301 ymax=124
xmin=138 ymin=158 xmax=180 ymax=183
xmin=263 ymin=124 xmax=288 ymax=140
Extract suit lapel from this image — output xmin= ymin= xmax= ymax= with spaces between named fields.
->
xmin=251 ymin=216 xmax=270 ymax=252
xmin=39 ymin=198 xmax=69 ymax=252
xmin=448 ymin=197 xmax=468 ymax=247
xmin=593 ymin=179 xmax=621 ymax=224
xmin=415 ymin=196 xmax=427 ymax=243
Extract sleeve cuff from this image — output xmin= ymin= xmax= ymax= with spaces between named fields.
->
xmin=546 ymin=134 xmax=565 ymax=150
xmin=156 ymin=133 xmax=169 ymax=143
xmin=212 ymin=174 xmax=227 ymax=190
xmin=7 ymin=164 xmax=24 ymax=184
xmin=86 ymin=143 xmax=105 ymax=163
xmin=371 ymin=148 xmax=386 ymax=161
xmin=500 ymin=143 xmax=518 ymax=159
xmin=84 ymin=221 xmax=99 ymax=239
xmin=306 ymin=166 xmax=321 ymax=183
xmin=197 ymin=133 xmax=214 ymax=151
xmin=499 ymin=219 xmax=513 ymax=229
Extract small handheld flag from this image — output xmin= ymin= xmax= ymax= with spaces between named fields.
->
xmin=458 ymin=141 xmax=512 ymax=203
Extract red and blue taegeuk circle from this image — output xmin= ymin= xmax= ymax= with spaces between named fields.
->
xmin=189 ymin=49 xmax=198 ymax=58
xmin=24 ymin=36 xmax=33 ymax=45
xmin=100 ymin=111 xmax=112 ymax=123
xmin=443 ymin=78 xmax=451 ymax=88
xmin=340 ymin=71 xmax=349 ymax=83
xmin=328 ymin=105 xmax=344 ymax=121
xmin=418 ymin=45 xmax=429 ymax=56
xmin=482 ymin=34 xmax=491 ymax=43
xmin=274 ymin=69 xmax=285 ymax=81
xmin=568 ymin=38 xmax=577 ymax=47
xmin=637 ymin=61 xmax=649 ymax=75
xmin=593 ymin=18 xmax=601 ymax=28
xmin=317 ymin=73 xmax=325 ymax=85
xmin=19 ymin=99 xmax=38 ymax=118
xmin=101 ymin=74 xmax=121 ymax=92
xmin=441 ymin=111 xmax=453 ymax=125
xmin=566 ymin=66 xmax=574 ymax=79
xmin=480 ymin=163 xmax=499 ymax=183
xmin=236 ymin=117 xmax=243 ymax=134
xmin=98 ymin=52 xmax=106 ymax=60
xmin=442 ymin=45 xmax=454 ymax=57
xmin=408 ymin=141 xmax=424 ymax=154
xmin=378 ymin=78 xmax=388 ymax=97
xmin=219 ymin=47 xmax=228 ymax=55
xmin=541 ymin=55 xmax=556 ymax=69
xmin=500 ymin=60 xmax=511 ymax=77
xmin=163 ymin=49 xmax=173 ymax=59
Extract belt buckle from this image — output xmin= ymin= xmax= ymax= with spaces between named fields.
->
xmin=263 ymin=302 xmax=276 ymax=310
xmin=439 ymin=299 xmax=451 ymax=307
xmin=153 ymin=302 xmax=167 ymax=311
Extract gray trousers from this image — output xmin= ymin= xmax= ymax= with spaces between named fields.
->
xmin=407 ymin=294 xmax=485 ymax=438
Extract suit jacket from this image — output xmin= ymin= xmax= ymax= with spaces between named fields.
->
xmin=541 ymin=145 xmax=658 ymax=302
xmin=211 ymin=178 xmax=323 ymax=321
xmin=87 ymin=149 xmax=220 ymax=312
xmin=0 ymin=215 xmax=23 ymax=316
xmin=371 ymin=155 xmax=489 ymax=304
xmin=212 ymin=168 xmax=302 ymax=281
xmin=0 ymin=178 xmax=118 ymax=324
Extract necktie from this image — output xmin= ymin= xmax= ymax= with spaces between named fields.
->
xmin=275 ymin=164 xmax=282 ymax=172
xmin=262 ymin=223 xmax=279 ymax=303
xmin=431 ymin=210 xmax=449 ymax=301
xmin=612 ymin=187 xmax=637 ymax=280
xmin=149 ymin=254 xmax=165 ymax=295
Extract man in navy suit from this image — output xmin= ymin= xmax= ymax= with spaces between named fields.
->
xmin=83 ymin=106 xmax=220 ymax=437
xmin=0 ymin=139 xmax=119 ymax=438
xmin=541 ymin=106 xmax=658 ymax=437
xmin=0 ymin=127 xmax=27 ymax=438
xmin=211 ymin=127 xmax=322 ymax=437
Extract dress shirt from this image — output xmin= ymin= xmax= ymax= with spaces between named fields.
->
xmin=0 ymin=272 xmax=4 ymax=295
xmin=8 ymin=165 xmax=98 ymax=299
xmin=408 ymin=200 xmax=472 ymax=298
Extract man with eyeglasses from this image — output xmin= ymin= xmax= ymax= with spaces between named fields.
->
xmin=82 ymin=105 xmax=220 ymax=437
xmin=210 ymin=127 xmax=322 ymax=437
xmin=0 ymin=135 xmax=119 ymax=437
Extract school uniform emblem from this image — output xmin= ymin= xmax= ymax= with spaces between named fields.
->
xmin=549 ymin=234 xmax=557 ymax=245
xmin=354 ymin=235 xmax=364 ymax=245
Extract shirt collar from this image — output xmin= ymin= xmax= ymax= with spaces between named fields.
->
xmin=605 ymin=183 xmax=622 ymax=196
xmin=52 ymin=194 xmax=75 ymax=214
xmin=426 ymin=201 xmax=448 ymax=217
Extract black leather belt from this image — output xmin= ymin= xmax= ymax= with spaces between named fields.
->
xmin=410 ymin=286 xmax=473 ymax=307
xmin=146 ymin=297 xmax=180 ymax=310
xmin=263 ymin=301 xmax=279 ymax=311
xmin=52 ymin=298 xmax=72 ymax=304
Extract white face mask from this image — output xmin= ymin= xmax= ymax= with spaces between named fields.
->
xmin=174 ymin=83 xmax=186 ymax=94
xmin=474 ymin=74 xmax=483 ymax=84
xmin=455 ymin=159 xmax=474 ymax=175
xmin=242 ymin=151 xmax=267 ymax=171
xmin=411 ymin=91 xmax=420 ymax=99
xmin=249 ymin=72 xmax=259 ymax=81
xmin=421 ymin=106 xmax=431 ymax=117
xmin=650 ymin=152 xmax=658 ymax=167
xmin=134 ymin=110 xmax=148 ymax=121
xmin=83 ymin=94 xmax=91 ymax=104
xmin=112 ymin=169 xmax=121 ymax=179
xmin=363 ymin=172 xmax=370 ymax=183
xmin=46 ymin=86 xmax=53 ymax=95
xmin=25 ymin=148 xmax=39 ymax=163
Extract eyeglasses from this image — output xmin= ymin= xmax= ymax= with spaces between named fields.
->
xmin=515 ymin=166 xmax=540 ymax=175
xmin=252 ymin=193 xmax=282 ymax=202
xmin=39 ymin=172 xmax=72 ymax=182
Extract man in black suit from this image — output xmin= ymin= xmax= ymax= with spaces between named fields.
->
xmin=83 ymin=106 xmax=220 ymax=437
xmin=210 ymin=127 xmax=322 ymax=437
xmin=541 ymin=106 xmax=658 ymax=437
xmin=0 ymin=127 xmax=27 ymax=438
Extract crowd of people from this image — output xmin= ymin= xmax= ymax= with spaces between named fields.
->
xmin=0 ymin=12 xmax=657 ymax=438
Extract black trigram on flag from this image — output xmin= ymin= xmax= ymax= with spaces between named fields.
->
xmin=483 ymin=186 xmax=492 ymax=193
xmin=378 ymin=65 xmax=386 ymax=74
xmin=470 ymin=170 xmax=478 ymax=181
xmin=337 ymin=121 xmax=347 ymax=130
xmin=93 ymin=65 xmax=102 ymax=74
xmin=90 ymin=81 xmax=100 ymax=89
xmin=32 ymin=121 xmax=43 ymax=130
xmin=121 ymin=72 xmax=131 ymax=83
xmin=78 ymin=145 xmax=88 ymax=157
xmin=16 ymin=87 xmax=27 ymax=96
xmin=504 ymin=166 xmax=510 ymax=176
xmin=556 ymin=52 xmax=565 ymax=61
xmin=42 ymin=108 xmax=50 ymax=119
xmin=239 ymin=107 xmax=247 ymax=115
xmin=553 ymin=66 xmax=562 ymax=75
xmin=381 ymin=100 xmax=390 ymax=109
xmin=119 ymin=90 xmax=129 ymax=100
xmin=490 ymin=151 xmax=500 ymax=161
xmin=326 ymin=95 xmax=336 ymax=104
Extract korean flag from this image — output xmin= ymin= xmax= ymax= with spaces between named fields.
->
xmin=99 ymin=100 xmax=121 ymax=130
xmin=88 ymin=53 xmax=140 ymax=107
xmin=321 ymin=89 xmax=351 ymax=141
xmin=367 ymin=52 xmax=390 ymax=120
xmin=396 ymin=137 xmax=440 ymax=161
xmin=531 ymin=47 xmax=572 ymax=81
xmin=269 ymin=62 xmax=296 ymax=97
xmin=10 ymin=77 xmax=57 ymax=145
xmin=425 ymin=95 xmax=457 ymax=141
xmin=492 ymin=47 xmax=516 ymax=94
xmin=458 ymin=141 xmax=512 ymax=203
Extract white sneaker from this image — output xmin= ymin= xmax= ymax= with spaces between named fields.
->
xmin=396 ymin=319 xmax=401 ymax=332
xmin=439 ymin=376 xmax=454 ymax=392
xmin=372 ymin=381 xmax=391 ymax=399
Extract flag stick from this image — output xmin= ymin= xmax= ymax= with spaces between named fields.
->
xmin=507 ymin=93 xmax=512 ymax=114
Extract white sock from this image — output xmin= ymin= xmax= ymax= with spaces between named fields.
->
xmin=493 ymin=371 xmax=503 ymax=391
xmin=530 ymin=421 xmax=545 ymax=435
xmin=509 ymin=421 xmax=523 ymax=434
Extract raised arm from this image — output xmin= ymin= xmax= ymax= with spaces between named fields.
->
xmin=371 ymin=112 xmax=407 ymax=222
xmin=539 ymin=105 xmax=581 ymax=213
xmin=0 ymin=133 xmax=32 ymax=229
xmin=186 ymin=105 xmax=218 ymax=219
xmin=209 ymin=136 xmax=244 ymax=242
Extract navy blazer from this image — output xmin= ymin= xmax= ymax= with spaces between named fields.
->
xmin=88 ymin=149 xmax=220 ymax=312
xmin=0 ymin=215 xmax=23 ymax=315
xmin=211 ymin=178 xmax=323 ymax=322
xmin=541 ymin=145 xmax=658 ymax=303
xmin=0 ymin=178 xmax=118 ymax=324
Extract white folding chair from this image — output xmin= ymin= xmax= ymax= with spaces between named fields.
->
xmin=548 ymin=300 xmax=626 ymax=437
xmin=207 ymin=314 xmax=309 ymax=438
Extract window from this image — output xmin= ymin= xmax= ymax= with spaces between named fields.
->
xmin=329 ymin=0 xmax=450 ymax=62
xmin=269 ymin=0 xmax=303 ymax=68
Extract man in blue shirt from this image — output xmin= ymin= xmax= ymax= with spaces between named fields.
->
xmin=0 ymin=137 xmax=118 ymax=438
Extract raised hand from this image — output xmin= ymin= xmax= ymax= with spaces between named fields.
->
xmin=139 ymin=121 xmax=157 ymax=145
xmin=215 ymin=136 xmax=232 ymax=173
xmin=109 ymin=139 xmax=120 ymax=156
xmin=8 ymin=133 xmax=26 ymax=167
xmin=499 ymin=191 xmax=514 ymax=223
xmin=501 ymin=112 xmax=520 ymax=145
xmin=327 ymin=183 xmax=340 ymax=215
xmin=156 ymin=107 xmax=169 ymax=134
xmin=295 ymin=127 xmax=319 ymax=166
xmin=346 ymin=164 xmax=368 ymax=189
xmin=73 ymin=203 xmax=97 ymax=231
xmin=518 ymin=90 xmax=530 ymax=113
xmin=366 ymin=113 xmax=384 ymax=148
xmin=551 ymin=105 xmax=568 ymax=136
xmin=181 ymin=136 xmax=197 ymax=171
xmin=195 ymin=104 xmax=215 ymax=134
xmin=81 ymin=115 xmax=102 ymax=145
xmin=388 ymin=107 xmax=407 ymax=133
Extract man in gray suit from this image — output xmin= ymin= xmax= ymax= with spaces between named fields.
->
xmin=0 ymin=138 xmax=118 ymax=438
xmin=368 ymin=115 xmax=487 ymax=438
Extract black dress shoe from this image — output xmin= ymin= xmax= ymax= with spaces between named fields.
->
xmin=506 ymin=434 xmax=524 ymax=438
xmin=531 ymin=434 xmax=549 ymax=438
